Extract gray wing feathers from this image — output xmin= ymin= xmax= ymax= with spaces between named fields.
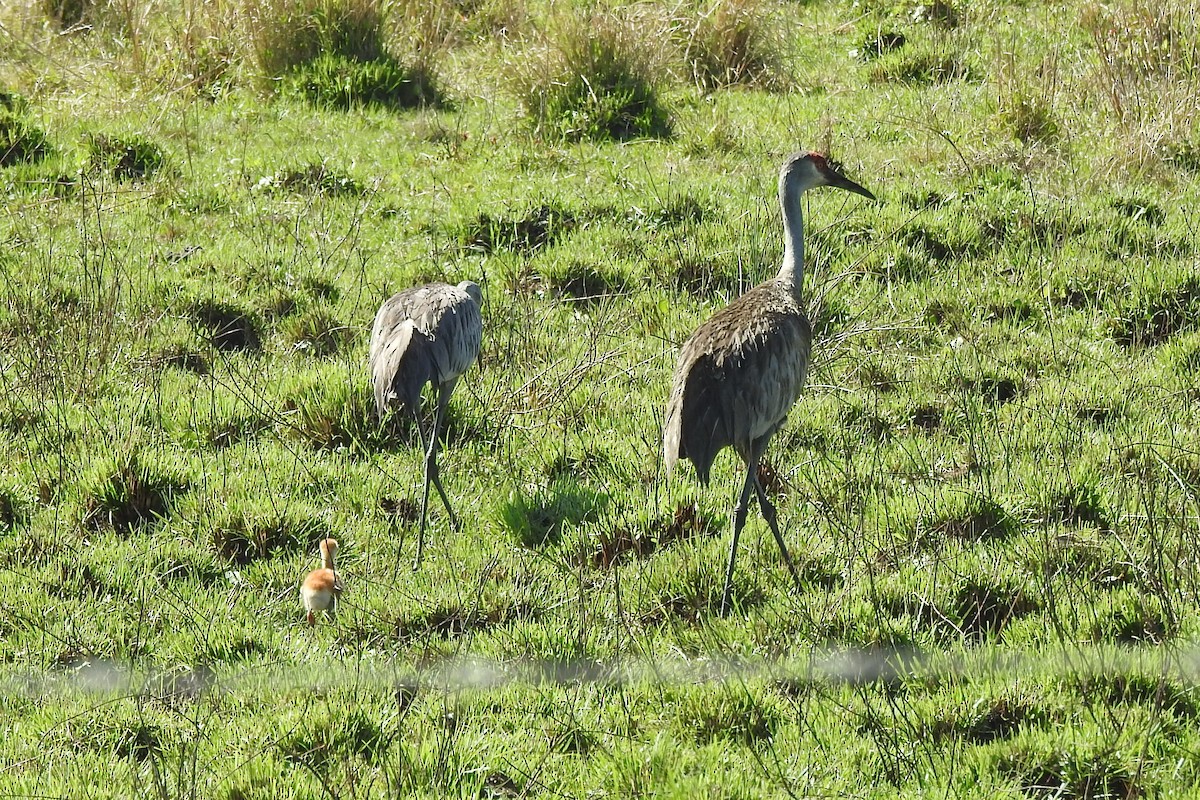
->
xmin=664 ymin=282 xmax=812 ymax=483
xmin=369 ymin=283 xmax=482 ymax=418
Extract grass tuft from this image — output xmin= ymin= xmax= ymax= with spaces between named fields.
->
xmin=248 ymin=0 xmax=389 ymax=80
xmin=669 ymin=253 xmax=744 ymax=297
xmin=1163 ymin=139 xmax=1200 ymax=172
xmin=855 ymin=30 xmax=906 ymax=61
xmin=188 ymin=299 xmax=262 ymax=352
xmin=677 ymin=691 xmax=780 ymax=745
xmin=498 ymin=478 xmax=606 ymax=549
xmin=80 ymin=451 xmax=188 ymax=532
xmin=1003 ymin=95 xmax=1059 ymax=144
xmin=278 ymin=707 xmax=388 ymax=768
xmin=282 ymin=378 xmax=391 ymax=451
xmin=39 ymin=0 xmax=92 ymax=28
xmin=282 ymin=308 xmax=354 ymax=357
xmin=868 ymin=41 xmax=977 ymax=84
xmin=0 ymin=483 xmax=32 ymax=530
xmin=548 ymin=726 xmax=595 ymax=755
xmin=1077 ymin=672 xmax=1199 ymax=720
xmin=380 ymin=495 xmax=421 ymax=524
xmin=958 ymin=374 xmax=1020 ymax=404
xmin=256 ymin=163 xmax=366 ymax=195
xmin=482 ymin=771 xmax=524 ymax=796
xmin=677 ymin=0 xmax=791 ymax=91
xmin=211 ymin=510 xmax=334 ymax=564
xmin=909 ymin=403 xmax=943 ymax=431
xmin=0 ymin=114 xmax=52 ymax=167
xmin=1111 ymin=277 xmax=1200 ymax=347
xmin=511 ymin=9 xmax=671 ymax=141
xmin=145 ymin=344 xmax=210 ymax=375
xmin=460 ymin=203 xmax=576 ymax=254
xmin=928 ymin=696 xmax=1043 ymax=743
xmin=1092 ymin=598 xmax=1169 ymax=644
xmin=143 ymin=664 xmax=218 ymax=707
xmin=115 ymin=722 xmax=165 ymax=760
xmin=398 ymin=604 xmax=493 ymax=640
xmin=952 ymin=578 xmax=1037 ymax=639
xmin=646 ymin=563 xmax=766 ymax=622
xmin=547 ymin=261 xmax=629 ymax=301
xmin=999 ymin=745 xmax=1143 ymax=799
xmin=201 ymin=414 xmax=271 ymax=451
xmin=1040 ymin=533 xmax=1136 ymax=588
xmin=1109 ymin=196 xmax=1164 ymax=226
xmin=85 ymin=133 xmax=167 ymax=180
xmin=1043 ymin=483 xmax=1109 ymax=529
xmin=587 ymin=502 xmax=718 ymax=568
xmin=927 ymin=494 xmax=1019 ymax=542
xmin=47 ymin=559 xmax=119 ymax=600
xmin=840 ymin=404 xmax=892 ymax=441
xmin=284 ymin=52 xmax=443 ymax=110
xmin=630 ymin=196 xmax=707 ymax=230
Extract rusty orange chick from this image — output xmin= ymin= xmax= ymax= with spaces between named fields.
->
xmin=300 ymin=538 xmax=343 ymax=626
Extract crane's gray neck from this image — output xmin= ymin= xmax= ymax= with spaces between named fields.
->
xmin=777 ymin=176 xmax=805 ymax=302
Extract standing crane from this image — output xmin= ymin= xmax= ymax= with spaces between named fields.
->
xmin=300 ymin=537 xmax=342 ymax=626
xmin=370 ymin=280 xmax=483 ymax=567
xmin=663 ymin=152 xmax=875 ymax=614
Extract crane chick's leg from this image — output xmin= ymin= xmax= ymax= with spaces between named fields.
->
xmin=426 ymin=384 xmax=460 ymax=532
xmin=753 ymin=475 xmax=804 ymax=596
xmin=720 ymin=463 xmax=759 ymax=616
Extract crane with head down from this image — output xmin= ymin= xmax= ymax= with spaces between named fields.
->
xmin=664 ymin=151 xmax=875 ymax=614
xmin=370 ymin=280 xmax=483 ymax=567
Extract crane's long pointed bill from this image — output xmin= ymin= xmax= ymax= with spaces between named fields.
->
xmin=832 ymin=173 xmax=875 ymax=202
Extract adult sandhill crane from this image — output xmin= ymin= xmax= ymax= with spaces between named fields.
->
xmin=300 ymin=537 xmax=342 ymax=626
xmin=370 ymin=280 xmax=483 ymax=567
xmin=664 ymin=152 xmax=875 ymax=614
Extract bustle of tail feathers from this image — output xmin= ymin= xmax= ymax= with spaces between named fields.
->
xmin=371 ymin=321 xmax=418 ymax=418
xmin=664 ymin=360 xmax=724 ymax=487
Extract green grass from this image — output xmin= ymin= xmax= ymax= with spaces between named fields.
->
xmin=2 ymin=0 xmax=1200 ymax=794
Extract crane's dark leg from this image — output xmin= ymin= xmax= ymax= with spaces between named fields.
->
xmin=752 ymin=475 xmax=804 ymax=596
xmin=427 ymin=385 xmax=460 ymax=531
xmin=412 ymin=384 xmax=461 ymax=570
xmin=412 ymin=404 xmax=435 ymax=570
xmin=720 ymin=463 xmax=758 ymax=616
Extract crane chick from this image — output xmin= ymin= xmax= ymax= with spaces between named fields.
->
xmin=370 ymin=280 xmax=483 ymax=567
xmin=300 ymin=537 xmax=342 ymax=626
xmin=664 ymin=152 xmax=875 ymax=614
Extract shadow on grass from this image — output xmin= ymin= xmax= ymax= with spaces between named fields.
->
xmin=498 ymin=478 xmax=607 ymax=549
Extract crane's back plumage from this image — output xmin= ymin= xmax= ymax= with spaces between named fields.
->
xmin=664 ymin=280 xmax=811 ymax=484
xmin=369 ymin=281 xmax=482 ymax=418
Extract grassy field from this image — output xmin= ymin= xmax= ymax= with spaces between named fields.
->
xmin=2 ymin=0 xmax=1200 ymax=795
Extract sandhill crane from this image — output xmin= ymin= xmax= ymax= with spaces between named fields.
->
xmin=664 ymin=152 xmax=875 ymax=614
xmin=370 ymin=280 xmax=483 ymax=567
xmin=300 ymin=537 xmax=342 ymax=626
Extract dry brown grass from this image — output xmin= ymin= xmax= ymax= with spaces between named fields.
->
xmin=674 ymin=0 xmax=792 ymax=91
xmin=1081 ymin=0 xmax=1200 ymax=169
